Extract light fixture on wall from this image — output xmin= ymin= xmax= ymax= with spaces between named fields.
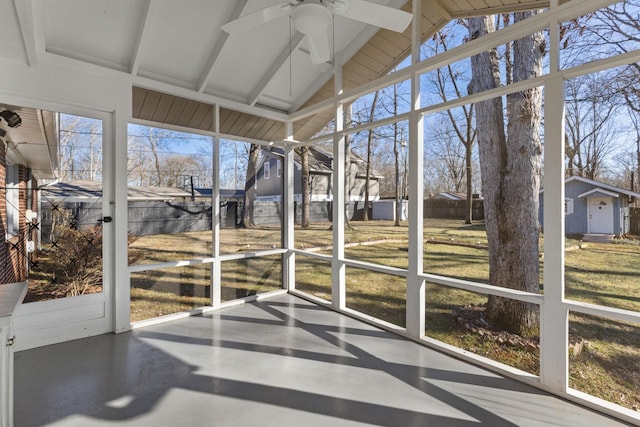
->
xmin=0 ymin=110 xmax=22 ymax=128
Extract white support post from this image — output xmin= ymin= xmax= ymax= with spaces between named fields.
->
xmin=113 ymin=106 xmax=131 ymax=333
xmin=406 ymin=0 xmax=425 ymax=338
xmin=332 ymin=57 xmax=346 ymax=310
xmin=283 ymin=121 xmax=296 ymax=291
xmin=212 ymin=105 xmax=222 ymax=307
xmin=541 ymin=2 xmax=568 ymax=392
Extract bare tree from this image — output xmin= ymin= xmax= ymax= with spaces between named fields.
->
xmin=560 ymin=1 xmax=640 ymax=184
xmin=362 ymin=91 xmax=380 ymax=221
xmin=425 ymin=122 xmax=467 ymax=193
xmin=127 ymin=125 xmax=211 ymax=189
xmin=219 ymin=140 xmax=248 ymax=189
xmin=160 ymin=155 xmax=202 ymax=187
xmin=468 ymin=11 xmax=544 ymax=335
xmin=350 ymin=78 xmax=410 ymax=224
xmin=58 ymin=115 xmax=103 ymax=182
xmin=565 ymin=74 xmax=619 ymax=180
xmin=242 ymin=144 xmax=260 ymax=228
xmin=424 ymin=28 xmax=477 ymax=223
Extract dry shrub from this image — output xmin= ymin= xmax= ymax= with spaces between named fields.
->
xmin=49 ymin=226 xmax=103 ymax=297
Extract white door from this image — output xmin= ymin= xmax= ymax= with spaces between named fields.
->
xmin=588 ymin=197 xmax=614 ymax=234
xmin=14 ymin=111 xmax=113 ymax=351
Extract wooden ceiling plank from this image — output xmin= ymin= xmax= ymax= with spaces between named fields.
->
xmin=353 ymin=46 xmax=391 ymax=72
xmin=139 ymin=90 xmax=161 ymax=121
xmin=346 ymin=55 xmax=379 ymax=81
xmin=245 ymin=117 xmax=269 ymax=139
xmin=132 ymin=87 xmax=147 ymax=118
xmin=152 ymin=95 xmax=176 ymax=123
xmin=188 ymin=103 xmax=211 ymax=130
xmin=175 ymin=101 xmax=199 ymax=128
xmin=227 ymin=113 xmax=253 ymax=136
xmin=197 ymin=106 xmax=215 ymax=131
xmin=367 ymin=36 xmax=405 ymax=63
xmin=263 ymin=121 xmax=285 ymax=142
xmin=248 ymin=117 xmax=270 ymax=138
xmin=166 ymin=98 xmax=188 ymax=126
xmin=220 ymin=109 xmax=243 ymax=134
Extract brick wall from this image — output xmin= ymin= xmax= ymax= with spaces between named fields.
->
xmin=0 ymin=141 xmax=32 ymax=284
xmin=0 ymin=140 xmax=16 ymax=284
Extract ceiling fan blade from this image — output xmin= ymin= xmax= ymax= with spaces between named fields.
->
xmin=336 ymin=0 xmax=412 ymax=33
xmin=221 ymin=3 xmax=290 ymax=34
xmin=307 ymin=32 xmax=331 ymax=64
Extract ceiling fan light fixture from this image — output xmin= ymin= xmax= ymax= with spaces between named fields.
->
xmin=292 ymin=3 xmax=332 ymax=35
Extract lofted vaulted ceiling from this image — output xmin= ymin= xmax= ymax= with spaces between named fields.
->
xmin=2 ymin=0 xmax=558 ymax=143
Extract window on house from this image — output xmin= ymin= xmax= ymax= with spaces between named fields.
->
xmin=276 ymin=159 xmax=282 ymax=178
xmin=264 ymin=162 xmax=270 ymax=180
xmin=5 ymin=163 xmax=19 ymax=237
xmin=565 ymin=198 xmax=574 ymax=215
xmin=26 ymin=174 xmax=32 ymax=211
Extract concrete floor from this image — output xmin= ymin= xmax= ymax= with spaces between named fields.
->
xmin=14 ymin=294 xmax=629 ymax=427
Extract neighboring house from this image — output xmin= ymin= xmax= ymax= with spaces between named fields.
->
xmin=41 ymin=182 xmax=248 ymax=235
xmin=41 ymin=180 xmax=201 ymax=237
xmin=0 ymin=107 xmax=58 ymax=284
xmin=42 ymin=180 xmax=193 ymax=203
xmin=540 ymin=176 xmax=640 ymax=237
xmin=254 ymin=146 xmax=382 ymax=202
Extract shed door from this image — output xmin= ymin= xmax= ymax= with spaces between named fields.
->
xmin=588 ymin=197 xmax=614 ymax=234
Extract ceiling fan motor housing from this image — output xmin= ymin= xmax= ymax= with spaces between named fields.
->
xmin=292 ymin=2 xmax=333 ymax=35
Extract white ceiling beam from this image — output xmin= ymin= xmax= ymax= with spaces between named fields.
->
xmin=13 ymin=0 xmax=38 ymax=68
xmin=288 ymin=67 xmax=333 ymax=113
xmin=197 ymin=0 xmax=248 ymax=93
xmin=248 ymin=31 xmax=305 ymax=107
xmin=130 ymin=0 xmax=153 ymax=76
xmin=288 ymin=22 xmax=378 ymax=113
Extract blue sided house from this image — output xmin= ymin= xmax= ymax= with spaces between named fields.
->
xmin=540 ymin=176 xmax=640 ymax=240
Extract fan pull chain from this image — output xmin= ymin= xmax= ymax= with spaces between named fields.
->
xmin=289 ymin=15 xmax=293 ymax=97
xmin=332 ymin=12 xmax=335 ymax=66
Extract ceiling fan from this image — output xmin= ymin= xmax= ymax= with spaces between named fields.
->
xmin=221 ymin=0 xmax=413 ymax=64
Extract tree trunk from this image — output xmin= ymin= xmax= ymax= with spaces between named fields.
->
xmin=344 ymin=106 xmax=353 ymax=230
xmin=465 ymin=138 xmax=473 ymax=224
xmin=468 ymin=12 xmax=543 ymax=336
xmin=243 ymin=144 xmax=260 ymax=228
xmin=393 ymin=122 xmax=401 ymax=227
xmin=363 ymin=128 xmax=372 ymax=222
xmin=392 ymin=85 xmax=402 ymax=226
xmin=301 ymin=146 xmax=310 ymax=228
xmin=149 ymin=128 xmax=163 ymax=186
xmin=363 ymin=91 xmax=379 ymax=222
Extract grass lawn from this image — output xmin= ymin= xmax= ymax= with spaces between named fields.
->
xmin=26 ymin=218 xmax=638 ymax=410
xmin=127 ymin=219 xmax=639 ymax=411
